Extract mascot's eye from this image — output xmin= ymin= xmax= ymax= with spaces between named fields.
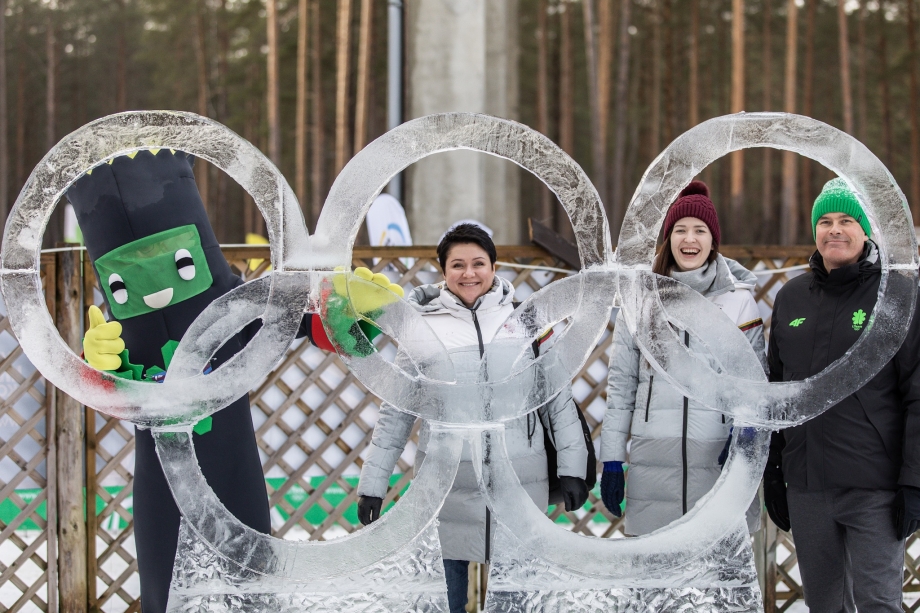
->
xmin=175 ymin=249 xmax=196 ymax=281
xmin=108 ymin=274 xmax=128 ymax=304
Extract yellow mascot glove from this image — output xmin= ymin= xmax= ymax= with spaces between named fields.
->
xmin=331 ymin=266 xmax=404 ymax=314
xmin=84 ymin=305 xmax=126 ymax=371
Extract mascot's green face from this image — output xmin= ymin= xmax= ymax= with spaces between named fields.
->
xmin=94 ymin=225 xmax=213 ymax=320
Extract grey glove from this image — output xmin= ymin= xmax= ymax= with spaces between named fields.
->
xmin=357 ymin=495 xmax=383 ymax=526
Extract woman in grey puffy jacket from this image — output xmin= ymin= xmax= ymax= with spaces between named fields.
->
xmin=355 ymin=223 xmax=589 ymax=613
xmin=600 ymin=182 xmax=765 ymax=536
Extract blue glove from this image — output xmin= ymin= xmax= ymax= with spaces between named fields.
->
xmin=600 ymin=461 xmax=625 ymax=517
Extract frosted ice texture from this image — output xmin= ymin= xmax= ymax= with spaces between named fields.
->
xmin=615 ymin=113 xmax=918 ymax=427
xmin=0 ymin=112 xmax=310 ymax=427
xmin=159 ymin=425 xmax=459 ymax=610
xmin=2 ymin=110 xmax=915 ymax=612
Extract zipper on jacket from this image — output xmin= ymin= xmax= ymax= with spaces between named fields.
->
xmin=681 ymin=331 xmax=690 ymax=516
xmin=471 ymin=310 xmax=485 ymax=358
xmin=644 ymin=376 xmax=654 ymax=422
xmin=485 ymin=507 xmax=491 ymax=561
xmin=472 ymin=305 xmax=489 ymax=561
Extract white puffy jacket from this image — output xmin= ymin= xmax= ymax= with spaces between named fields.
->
xmin=358 ymin=276 xmax=588 ymax=562
xmin=601 ymin=255 xmax=765 ymax=535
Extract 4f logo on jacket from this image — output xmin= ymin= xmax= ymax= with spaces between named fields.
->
xmin=852 ymin=309 xmax=867 ymax=331
xmin=789 ymin=317 xmax=806 ymax=327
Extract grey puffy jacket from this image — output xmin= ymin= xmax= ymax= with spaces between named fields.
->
xmin=601 ymin=255 xmax=766 ymax=535
xmin=357 ymin=277 xmax=588 ymax=562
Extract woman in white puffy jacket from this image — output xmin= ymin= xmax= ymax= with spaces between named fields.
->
xmin=356 ymin=223 xmax=589 ymax=613
xmin=600 ymin=181 xmax=765 ymax=536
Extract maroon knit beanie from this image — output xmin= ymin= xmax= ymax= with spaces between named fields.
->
xmin=662 ymin=181 xmax=721 ymax=247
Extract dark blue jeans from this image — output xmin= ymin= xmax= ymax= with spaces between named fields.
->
xmin=443 ymin=559 xmax=469 ymax=613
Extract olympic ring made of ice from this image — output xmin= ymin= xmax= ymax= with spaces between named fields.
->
xmin=1 ymin=111 xmax=915 ymax=596
xmin=5 ymin=112 xmax=908 ymax=431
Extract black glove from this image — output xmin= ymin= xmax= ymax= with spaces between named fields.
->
xmin=600 ymin=462 xmax=625 ymax=517
xmin=558 ymin=476 xmax=589 ymax=511
xmin=762 ymin=464 xmax=790 ymax=532
xmin=357 ymin=495 xmax=383 ymax=526
xmin=895 ymin=486 xmax=920 ymax=539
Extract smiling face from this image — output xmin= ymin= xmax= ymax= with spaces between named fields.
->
xmin=815 ymin=212 xmax=868 ymax=271
xmin=669 ymin=217 xmax=714 ymax=272
xmin=443 ymin=242 xmax=496 ymax=308
xmin=94 ymin=225 xmax=214 ymax=320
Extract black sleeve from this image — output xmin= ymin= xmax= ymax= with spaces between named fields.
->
xmin=767 ymin=297 xmax=784 ymax=384
xmin=766 ymin=294 xmax=787 ymax=473
xmin=298 ymin=312 xmax=313 ymax=341
xmin=768 ymin=431 xmax=786 ymax=470
xmin=237 ymin=312 xmax=311 ymax=348
xmin=897 ymin=296 xmax=920 ymax=488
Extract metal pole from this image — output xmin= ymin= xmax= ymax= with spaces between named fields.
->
xmin=387 ymin=0 xmax=403 ymax=202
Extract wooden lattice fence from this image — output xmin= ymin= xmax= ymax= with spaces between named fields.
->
xmin=1 ymin=244 xmax=918 ymax=612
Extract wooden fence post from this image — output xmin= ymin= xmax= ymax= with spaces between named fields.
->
xmin=763 ymin=521 xmax=778 ymax=611
xmin=55 ymin=247 xmax=87 ymax=612
xmin=82 ymin=253 xmax=98 ymax=611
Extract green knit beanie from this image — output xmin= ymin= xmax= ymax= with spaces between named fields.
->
xmin=811 ymin=178 xmax=871 ymax=239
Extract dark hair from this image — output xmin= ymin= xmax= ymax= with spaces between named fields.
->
xmin=652 ymin=231 xmax=718 ymax=277
xmin=437 ymin=223 xmax=497 ymax=272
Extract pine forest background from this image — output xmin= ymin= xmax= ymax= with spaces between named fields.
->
xmin=2 ymin=0 xmax=920 ymax=248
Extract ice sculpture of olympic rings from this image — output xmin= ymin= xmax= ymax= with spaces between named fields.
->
xmin=1 ymin=111 xmax=915 ymax=590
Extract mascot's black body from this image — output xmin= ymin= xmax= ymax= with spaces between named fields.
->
xmin=67 ymin=151 xmax=273 ymax=613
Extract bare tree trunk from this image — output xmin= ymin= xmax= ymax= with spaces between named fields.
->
xmin=46 ymin=14 xmax=55 ymax=153
xmin=598 ymin=0 xmax=614 ymax=148
xmin=878 ymin=1 xmax=893 ymax=166
xmin=267 ymin=0 xmax=281 ymax=167
xmin=650 ymin=2 xmax=661 ymax=155
xmin=536 ymin=0 xmax=552 ymax=223
xmin=559 ymin=2 xmax=574 ymax=156
xmin=296 ymin=0 xmax=309 ymax=213
xmin=730 ymin=0 xmax=745 ymax=242
xmin=781 ymin=0 xmax=798 ymax=245
xmin=837 ymin=0 xmax=853 ymax=133
xmin=662 ymin=0 xmax=676 ymax=143
xmin=611 ymin=0 xmax=632 ymax=229
xmin=0 ymin=0 xmax=7 ymax=220
xmin=762 ymin=0 xmax=774 ymax=241
xmin=216 ymin=0 xmax=230 ymax=240
xmin=194 ymin=5 xmax=210 ymax=218
xmin=353 ymin=0 xmax=372 ymax=153
xmin=335 ymin=0 xmax=352 ymax=175
xmin=116 ymin=0 xmax=127 ymax=111
xmin=800 ymin=0 xmax=816 ymax=234
xmin=558 ymin=1 xmax=574 ymax=238
xmin=856 ymin=0 xmax=867 ymax=140
xmin=689 ymin=0 xmax=699 ymax=127
xmin=45 ymin=12 xmax=60 ymax=247
xmin=583 ymin=0 xmax=607 ymax=205
xmin=244 ymin=58 xmax=263 ymax=236
xmin=15 ymin=21 xmax=24 ymax=191
xmin=907 ymin=0 xmax=920 ymax=223
xmin=311 ymin=0 xmax=325 ymax=225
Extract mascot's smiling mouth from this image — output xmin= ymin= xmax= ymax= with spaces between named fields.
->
xmin=143 ymin=287 xmax=174 ymax=309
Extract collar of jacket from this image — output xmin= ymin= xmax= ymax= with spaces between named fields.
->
xmin=808 ymin=240 xmax=880 ymax=290
xmin=669 ymin=254 xmax=757 ymax=298
xmin=406 ymin=276 xmax=516 ymax=316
